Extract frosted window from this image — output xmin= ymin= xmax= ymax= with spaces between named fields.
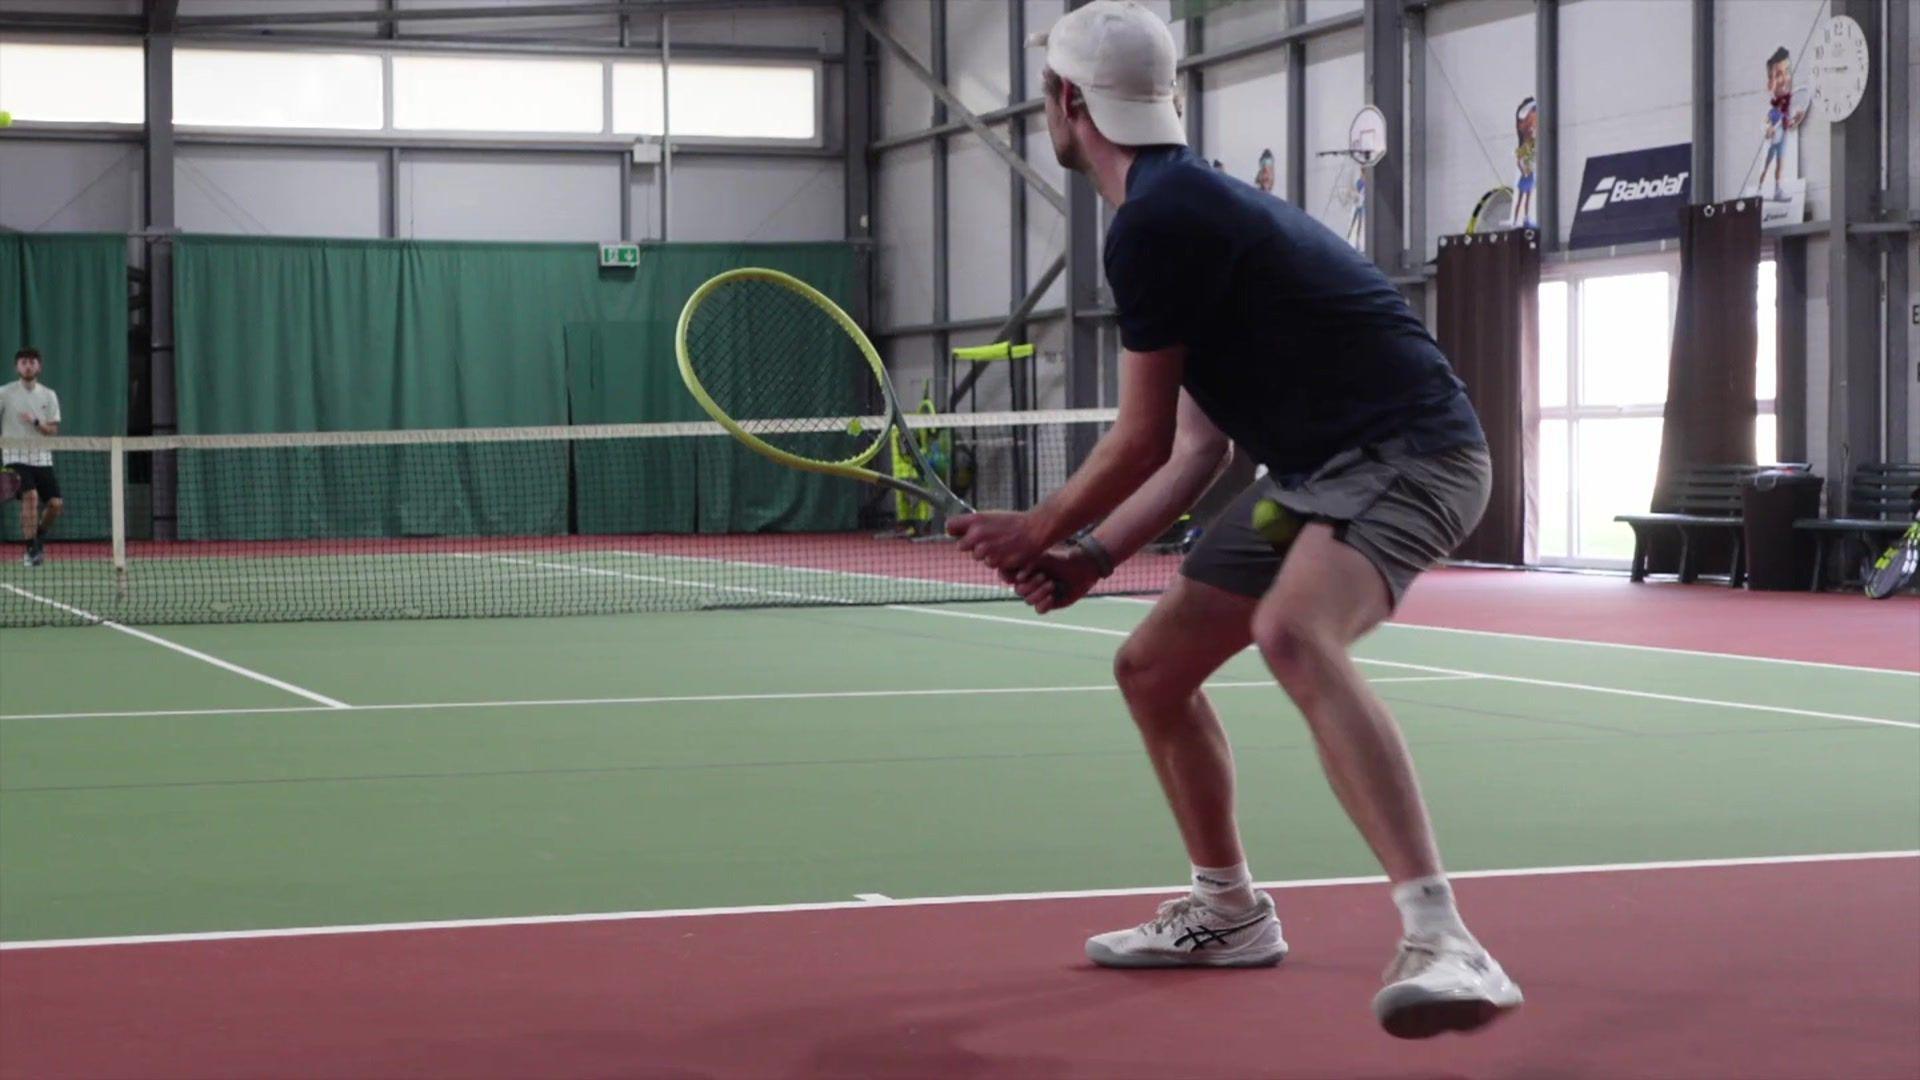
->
xmin=0 ymin=42 xmax=144 ymax=124
xmin=1538 ymin=281 xmax=1568 ymax=409
xmin=1755 ymin=259 xmax=1777 ymax=404
xmin=175 ymin=49 xmax=383 ymax=130
xmin=613 ymin=61 xmax=816 ymax=140
xmin=393 ymin=55 xmax=601 ymax=133
xmin=1576 ymin=417 xmax=1664 ymax=560
xmin=611 ymin=62 xmax=664 ymax=135
xmin=1538 ymin=418 xmax=1570 ymax=559
xmin=1579 ymin=272 xmax=1671 ymax=407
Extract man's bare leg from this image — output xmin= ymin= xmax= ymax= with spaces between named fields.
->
xmin=1084 ymin=576 xmax=1286 ymax=968
xmin=1251 ymin=522 xmax=1519 ymax=1036
xmin=1250 ymin=523 xmax=1442 ymax=884
xmin=1112 ymin=576 xmax=1258 ymax=872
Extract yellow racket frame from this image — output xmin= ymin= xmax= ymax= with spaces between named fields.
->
xmin=676 ymin=267 xmax=969 ymax=512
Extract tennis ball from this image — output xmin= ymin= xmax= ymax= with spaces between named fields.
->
xmin=846 ymin=417 xmax=864 ymax=437
xmin=1250 ymin=497 xmax=1301 ymax=548
xmin=0 ymin=111 xmax=12 ymax=128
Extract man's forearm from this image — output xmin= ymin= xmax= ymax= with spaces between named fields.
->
xmin=1027 ymin=432 xmax=1171 ymax=549
xmin=1090 ymin=442 xmax=1229 ymax=564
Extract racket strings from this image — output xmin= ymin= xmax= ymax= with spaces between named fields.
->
xmin=683 ymin=278 xmax=880 ymax=463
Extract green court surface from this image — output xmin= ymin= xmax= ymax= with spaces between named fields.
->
xmin=2 ymin=597 xmax=1916 ymax=944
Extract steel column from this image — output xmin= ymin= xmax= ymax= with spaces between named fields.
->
xmin=144 ymin=0 xmax=179 ymax=541
xmin=1827 ymin=0 xmax=1883 ymax=507
xmin=1363 ymin=0 xmax=1407 ymax=272
xmin=1065 ymin=0 xmax=1101 ymax=461
xmin=1010 ymin=0 xmax=1031 ymax=410
xmin=1534 ymin=0 xmax=1559 ymax=250
xmin=846 ymin=2 xmax=877 ymax=334
xmin=1185 ymin=16 xmax=1204 ymax=153
xmin=1406 ymin=3 xmax=1428 ymax=272
xmin=1285 ymin=0 xmax=1306 ymax=207
xmin=1884 ymin=0 xmax=1911 ymax=458
xmin=1691 ymin=0 xmax=1714 ymax=204
xmin=1776 ymin=237 xmax=1809 ymax=463
xmin=931 ymin=0 xmax=950 ymax=404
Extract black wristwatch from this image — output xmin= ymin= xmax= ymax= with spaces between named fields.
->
xmin=1070 ymin=533 xmax=1115 ymax=579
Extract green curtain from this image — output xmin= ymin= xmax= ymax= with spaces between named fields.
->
xmin=172 ymin=237 xmax=860 ymax=540
xmin=0 ymin=234 xmax=128 ymax=541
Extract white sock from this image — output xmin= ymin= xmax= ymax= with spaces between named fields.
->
xmin=1190 ymin=862 xmax=1257 ymax=913
xmin=1392 ymin=875 xmax=1473 ymax=944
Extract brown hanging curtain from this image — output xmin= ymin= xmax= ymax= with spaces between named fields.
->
xmin=1647 ymin=198 xmax=1761 ymax=573
xmin=1435 ymin=228 xmax=1541 ymax=565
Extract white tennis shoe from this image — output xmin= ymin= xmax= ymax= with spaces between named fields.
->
xmin=1085 ymin=892 xmax=1287 ymax=968
xmin=1372 ymin=935 xmax=1523 ymax=1038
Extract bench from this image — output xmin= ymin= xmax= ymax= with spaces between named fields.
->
xmin=1794 ymin=463 xmax=1920 ymax=591
xmin=1614 ymin=465 xmax=1763 ymax=586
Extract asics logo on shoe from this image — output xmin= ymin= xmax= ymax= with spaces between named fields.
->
xmin=1464 ymin=954 xmax=1492 ymax=974
xmin=1172 ymin=914 xmax=1266 ymax=951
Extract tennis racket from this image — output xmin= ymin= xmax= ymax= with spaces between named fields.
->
xmin=676 ymin=267 xmax=971 ymax=519
xmin=0 ymin=466 xmax=22 ymax=503
xmin=1863 ymin=516 xmax=1920 ymax=599
xmin=1466 ymin=186 xmax=1514 ymax=235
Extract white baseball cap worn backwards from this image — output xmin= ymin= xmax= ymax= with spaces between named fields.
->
xmin=1030 ymin=0 xmax=1186 ymax=148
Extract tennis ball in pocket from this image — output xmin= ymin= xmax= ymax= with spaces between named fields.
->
xmin=1250 ymin=497 xmax=1301 ymax=548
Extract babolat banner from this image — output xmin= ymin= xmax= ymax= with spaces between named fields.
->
xmin=1568 ymin=143 xmax=1693 ymax=249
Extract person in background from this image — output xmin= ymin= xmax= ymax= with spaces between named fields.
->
xmin=1 ymin=347 xmax=64 ymax=567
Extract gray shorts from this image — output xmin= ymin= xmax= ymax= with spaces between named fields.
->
xmin=1181 ymin=441 xmax=1492 ymax=607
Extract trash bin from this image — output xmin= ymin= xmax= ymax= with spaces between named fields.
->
xmin=1742 ymin=469 xmax=1824 ymax=590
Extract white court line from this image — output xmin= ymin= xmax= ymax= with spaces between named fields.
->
xmin=0 ymin=675 xmax=1480 ymax=723
xmin=896 ymin=604 xmax=1920 ymax=731
xmin=4 ymin=849 xmax=1910 ymax=952
xmin=1098 ymin=595 xmax=1920 ymax=677
xmin=854 ymin=893 xmax=893 ymax=903
xmin=0 ymin=583 xmax=348 ymax=710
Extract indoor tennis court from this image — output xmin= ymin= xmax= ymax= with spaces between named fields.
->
xmin=5 ymin=0 xmax=1919 ymax=1076
xmin=3 ymin=566 xmax=1917 ymax=1077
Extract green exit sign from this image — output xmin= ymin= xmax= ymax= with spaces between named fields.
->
xmin=599 ymin=243 xmax=640 ymax=268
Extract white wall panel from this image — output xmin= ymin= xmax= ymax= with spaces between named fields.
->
xmin=1021 ymin=114 xmax=1069 ymax=315
xmin=179 ymin=0 xmax=380 ymax=36
xmin=395 ymin=0 xmax=618 ymax=43
xmin=1202 ymin=0 xmax=1285 ymax=50
xmin=945 ymin=0 xmax=1008 ymax=117
xmin=1713 ymin=0 xmax=1828 ymax=216
xmin=1303 ymin=27 xmax=1362 ymax=239
xmin=1200 ymin=52 xmax=1287 ymax=187
xmin=1556 ymin=0 xmax=1691 ymax=246
xmin=876 ymin=141 xmax=935 ymax=328
xmin=879 ymin=0 xmax=935 ymax=138
xmin=659 ymin=8 xmax=841 ymax=50
xmin=176 ymin=146 xmax=383 ymax=237
xmin=0 ymin=141 xmax=142 ymax=232
xmin=947 ymin=138 xmax=1016 ymax=322
xmin=666 ymin=156 xmax=843 ymax=242
xmin=1305 ymin=0 xmax=1364 ymax=22
xmin=1422 ymin=0 xmax=1533 ymax=257
xmin=399 ymin=152 xmax=618 ymax=241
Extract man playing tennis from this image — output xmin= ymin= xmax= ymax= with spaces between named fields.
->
xmin=946 ymin=0 xmax=1520 ymax=1039
xmin=1 ymin=348 xmax=63 ymax=568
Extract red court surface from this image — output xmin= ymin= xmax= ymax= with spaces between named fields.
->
xmin=1397 ymin=568 xmax=1920 ymax=671
xmin=5 ymin=856 xmax=1915 ymax=1079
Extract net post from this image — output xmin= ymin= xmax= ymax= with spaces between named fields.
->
xmin=110 ymin=436 xmax=127 ymax=577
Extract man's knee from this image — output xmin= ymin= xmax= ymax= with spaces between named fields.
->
xmin=45 ymin=497 xmax=62 ymax=513
xmin=1253 ymin=608 xmax=1342 ymax=700
xmin=1113 ymin=634 xmax=1207 ymax=714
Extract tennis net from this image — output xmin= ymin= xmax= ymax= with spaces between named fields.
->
xmin=0 ymin=409 xmax=1185 ymax=627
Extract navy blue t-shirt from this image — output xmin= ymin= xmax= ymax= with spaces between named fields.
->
xmin=1105 ymin=146 xmax=1484 ymax=480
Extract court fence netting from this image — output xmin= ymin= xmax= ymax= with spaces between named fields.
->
xmin=0 ymin=409 xmax=1184 ymax=627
